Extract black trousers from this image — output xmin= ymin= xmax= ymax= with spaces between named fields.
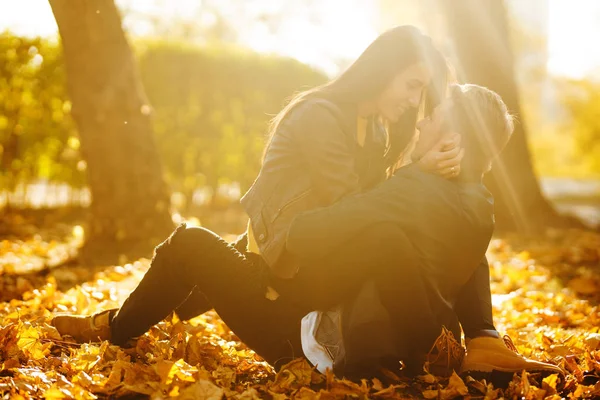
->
xmin=110 ymin=222 xmax=494 ymax=370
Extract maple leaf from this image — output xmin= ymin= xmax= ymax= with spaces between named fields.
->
xmin=417 ymin=373 xmax=437 ymax=384
xmin=542 ymin=373 xmax=559 ymax=395
xmin=445 ymin=372 xmax=469 ymax=397
xmin=421 ymin=373 xmax=469 ymax=400
xmin=155 ymin=358 xmax=198 ymax=385
xmin=176 ymin=379 xmax=224 ymax=400
xmin=292 ymin=386 xmax=319 ymax=399
xmin=17 ymin=323 xmax=48 ymax=360
xmin=1 ymin=227 xmax=599 ymax=399
xmin=268 ymin=358 xmax=313 ymax=393
xmin=328 ymin=377 xmax=370 ymax=397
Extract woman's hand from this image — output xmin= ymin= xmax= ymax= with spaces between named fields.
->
xmin=416 ymin=133 xmax=465 ymax=179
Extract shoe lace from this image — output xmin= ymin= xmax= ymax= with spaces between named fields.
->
xmin=426 ymin=326 xmax=465 ymax=373
xmin=502 ymin=334 xmax=519 ymax=354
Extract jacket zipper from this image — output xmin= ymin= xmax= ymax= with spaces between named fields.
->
xmin=273 ymin=189 xmax=312 ymax=221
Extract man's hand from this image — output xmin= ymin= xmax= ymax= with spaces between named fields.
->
xmin=416 ymin=133 xmax=464 ymax=179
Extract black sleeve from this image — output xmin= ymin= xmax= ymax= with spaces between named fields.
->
xmin=286 ymin=169 xmax=423 ymax=257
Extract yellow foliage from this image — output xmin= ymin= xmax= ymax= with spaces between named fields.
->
xmin=0 ymin=228 xmax=598 ymax=398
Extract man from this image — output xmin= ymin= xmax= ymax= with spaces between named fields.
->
xmin=287 ymin=84 xmax=564 ymax=377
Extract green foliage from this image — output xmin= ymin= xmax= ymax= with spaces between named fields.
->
xmin=0 ymin=33 xmax=326 ymax=206
xmin=137 ymin=41 xmax=326 ymax=201
xmin=0 ymin=32 xmax=82 ymax=191
xmin=561 ymin=80 xmax=600 ymax=174
xmin=516 ymin=79 xmax=600 ymax=179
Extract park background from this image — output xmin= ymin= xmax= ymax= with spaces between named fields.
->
xmin=0 ymin=1 xmax=599 ymax=399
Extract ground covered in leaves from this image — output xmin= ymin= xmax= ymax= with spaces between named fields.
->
xmin=0 ymin=221 xmax=599 ymax=399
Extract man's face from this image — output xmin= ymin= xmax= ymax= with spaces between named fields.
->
xmin=413 ymin=100 xmax=452 ymax=159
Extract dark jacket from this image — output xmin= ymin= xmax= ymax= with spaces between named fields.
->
xmin=285 ymin=166 xmax=495 ymax=375
xmin=240 ymin=97 xmax=387 ymax=277
xmin=286 ymin=167 xmax=495 ymax=305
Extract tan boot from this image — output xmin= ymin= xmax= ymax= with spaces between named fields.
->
xmin=460 ymin=335 xmax=564 ymax=375
xmin=52 ymin=309 xmax=114 ymax=343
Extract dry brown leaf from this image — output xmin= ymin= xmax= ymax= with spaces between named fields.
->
xmin=421 ymin=389 xmax=439 ymax=399
xmin=445 ymin=372 xmax=468 ymax=398
xmin=0 ymin=228 xmax=598 ymax=399
xmin=292 ymin=386 xmax=319 ymax=399
xmin=268 ymin=358 xmax=313 ymax=393
xmin=176 ymin=379 xmax=224 ymax=400
xmin=542 ymin=373 xmax=559 ymax=395
xmin=568 ymin=277 xmax=599 ymax=295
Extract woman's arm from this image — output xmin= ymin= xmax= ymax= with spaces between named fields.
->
xmin=295 ymin=102 xmax=361 ymax=204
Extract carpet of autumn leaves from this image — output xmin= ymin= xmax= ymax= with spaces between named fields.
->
xmin=0 ymin=218 xmax=599 ymax=399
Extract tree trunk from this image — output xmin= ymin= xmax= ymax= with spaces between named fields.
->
xmin=441 ymin=0 xmax=563 ymax=232
xmin=49 ymin=0 xmax=173 ymax=262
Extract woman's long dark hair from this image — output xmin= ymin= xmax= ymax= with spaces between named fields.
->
xmin=266 ymin=25 xmax=448 ymax=169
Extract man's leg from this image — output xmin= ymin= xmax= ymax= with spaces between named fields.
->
xmin=454 ymin=257 xmax=498 ymax=339
xmin=282 ymin=222 xmax=442 ymax=373
xmin=455 ymin=257 xmax=564 ymax=375
xmin=340 ymin=280 xmax=398 ymax=379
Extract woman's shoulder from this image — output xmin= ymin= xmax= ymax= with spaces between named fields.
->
xmin=287 ymin=97 xmax=347 ymax=125
xmin=281 ymin=99 xmax=354 ymax=140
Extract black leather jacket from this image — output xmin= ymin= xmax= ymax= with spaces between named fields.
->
xmin=240 ymin=97 xmax=388 ymax=277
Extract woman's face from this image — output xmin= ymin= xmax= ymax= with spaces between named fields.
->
xmin=375 ymin=62 xmax=431 ymax=122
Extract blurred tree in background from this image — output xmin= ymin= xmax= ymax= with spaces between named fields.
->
xmin=441 ymin=0 xmax=566 ymax=231
xmin=0 ymin=34 xmax=82 ymax=201
xmin=49 ymin=0 xmax=173 ymax=262
xmin=1 ymin=0 xmax=598 ymax=237
xmin=0 ymin=34 xmax=325 ymax=220
xmin=560 ymin=80 xmax=600 ymax=174
xmin=139 ymin=42 xmax=325 ymax=209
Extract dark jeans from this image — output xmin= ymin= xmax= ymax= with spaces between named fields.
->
xmin=454 ymin=257 xmax=495 ymax=338
xmin=110 ymin=222 xmax=446 ymax=368
xmin=336 ymin=250 xmax=496 ymax=376
xmin=110 ymin=222 xmax=495 ymax=372
xmin=111 ymin=224 xmax=305 ymax=368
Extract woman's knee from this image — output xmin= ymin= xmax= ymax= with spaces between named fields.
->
xmin=154 ymin=224 xmax=222 ymax=257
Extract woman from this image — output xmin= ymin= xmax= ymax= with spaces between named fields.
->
xmin=53 ymin=26 xmax=486 ymax=375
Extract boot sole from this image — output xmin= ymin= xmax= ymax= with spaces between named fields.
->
xmin=461 ymin=362 xmax=524 ymax=373
xmin=461 ymin=363 xmax=563 ymax=375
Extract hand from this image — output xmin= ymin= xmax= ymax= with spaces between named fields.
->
xmin=417 ymin=133 xmax=464 ymax=179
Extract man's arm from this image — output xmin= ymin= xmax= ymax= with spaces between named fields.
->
xmin=285 ymin=165 xmax=429 ymax=257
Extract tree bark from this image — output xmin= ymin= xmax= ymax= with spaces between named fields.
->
xmin=49 ymin=0 xmax=173 ymax=261
xmin=441 ymin=0 xmax=563 ymax=232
